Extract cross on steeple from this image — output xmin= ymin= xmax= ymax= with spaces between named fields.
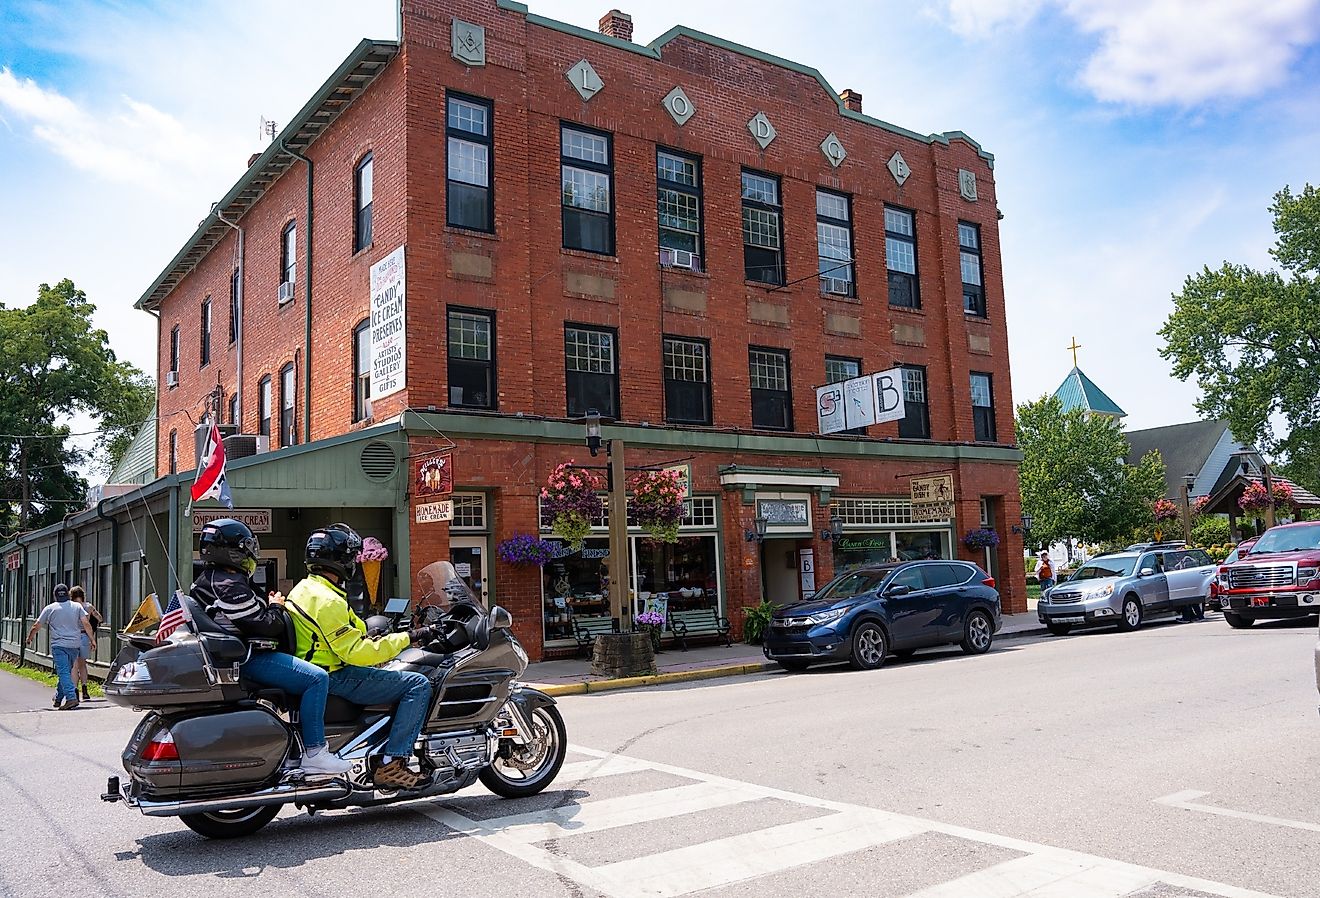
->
xmin=1067 ymin=337 xmax=1082 ymax=368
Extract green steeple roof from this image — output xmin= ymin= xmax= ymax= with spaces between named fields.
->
xmin=1053 ymin=367 xmax=1126 ymax=418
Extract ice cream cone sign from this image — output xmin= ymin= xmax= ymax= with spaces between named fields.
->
xmin=356 ymin=538 xmax=390 ymax=607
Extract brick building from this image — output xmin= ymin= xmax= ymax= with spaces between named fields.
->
xmin=3 ymin=0 xmax=1025 ymax=665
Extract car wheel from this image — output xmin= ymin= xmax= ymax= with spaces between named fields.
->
xmin=1046 ymin=623 xmax=1072 ymax=636
xmin=1116 ymin=596 xmax=1143 ymax=632
xmin=849 ymin=622 xmax=888 ymax=671
xmin=960 ymin=610 xmax=994 ymax=655
xmin=776 ymin=659 xmax=810 ymax=672
xmin=1223 ymin=611 xmax=1255 ymax=629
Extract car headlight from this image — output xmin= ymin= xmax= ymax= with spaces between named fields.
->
xmin=1299 ymin=567 xmax=1318 ymax=585
xmin=1082 ymin=584 xmax=1114 ymax=600
xmin=806 ymin=607 xmax=848 ymax=626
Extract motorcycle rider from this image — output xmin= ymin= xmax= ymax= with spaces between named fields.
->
xmin=190 ymin=518 xmax=352 ymax=777
xmin=286 ymin=524 xmax=434 ymax=790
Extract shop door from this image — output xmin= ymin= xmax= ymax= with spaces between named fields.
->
xmin=450 ymin=536 xmax=488 ymax=606
xmin=760 ymin=538 xmax=802 ymax=606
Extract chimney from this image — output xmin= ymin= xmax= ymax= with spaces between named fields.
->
xmin=840 ymin=89 xmax=863 ymax=113
xmin=247 ymin=152 xmax=261 ymax=168
xmin=599 ymin=9 xmax=633 ymax=42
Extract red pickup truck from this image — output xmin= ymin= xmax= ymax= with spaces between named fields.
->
xmin=1217 ymin=522 xmax=1320 ymax=628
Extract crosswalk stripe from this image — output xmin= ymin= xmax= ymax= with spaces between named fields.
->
xmin=555 ymin=754 xmax=655 ymax=782
xmin=590 ymin=810 xmax=924 ymax=898
xmin=899 ymin=853 xmax=1160 ymax=898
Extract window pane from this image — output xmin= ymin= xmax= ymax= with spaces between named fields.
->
xmin=448 ymin=98 xmax=489 ymax=136
xmin=902 ymin=367 xmax=926 ymax=403
xmin=448 ymin=311 xmax=492 ymax=360
xmin=357 ymin=156 xmax=373 ymax=209
xmin=658 ymin=188 xmax=699 ymax=234
xmin=565 ymin=329 xmax=615 ymax=373
xmin=449 ymin=182 xmax=490 ymax=231
xmin=657 ymin=151 xmax=697 ymax=186
xmin=960 ymin=250 xmax=982 ymax=286
xmin=664 ymin=339 xmax=707 ymax=382
xmin=563 ymin=209 xmax=611 ymax=253
xmin=749 ymin=350 xmax=788 ymax=390
xmin=886 ymin=235 xmax=915 ymax=274
xmin=449 ymin=359 xmax=493 ymax=408
xmin=825 ymin=357 xmax=859 ymax=384
xmin=562 ymin=166 xmax=610 ymax=212
xmin=562 ymin=128 xmax=608 ymax=164
xmin=448 ymin=138 xmax=489 ymax=187
xmin=971 ymin=374 xmax=992 ymax=407
xmin=742 ymin=207 xmax=781 ymax=249
xmin=818 ymin=222 xmax=852 ymax=278
xmin=958 ymin=222 xmax=979 ymax=249
xmin=741 ymin=172 xmax=778 ymax=205
xmin=816 ymin=191 xmax=849 ymax=221
xmin=884 ymin=208 xmax=913 ymax=236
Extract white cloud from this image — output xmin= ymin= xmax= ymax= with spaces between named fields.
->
xmin=940 ymin=0 xmax=1320 ymax=105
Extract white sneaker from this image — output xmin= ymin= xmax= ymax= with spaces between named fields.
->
xmin=301 ymin=746 xmax=352 ymax=776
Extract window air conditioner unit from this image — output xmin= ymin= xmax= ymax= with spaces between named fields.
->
xmin=660 ymin=248 xmax=699 ymax=270
xmin=222 ymin=434 xmax=269 ymax=460
xmin=165 ymin=370 xmax=178 ymax=387
xmin=278 ymin=281 xmax=296 ymax=304
xmin=821 ymin=276 xmax=852 ymax=296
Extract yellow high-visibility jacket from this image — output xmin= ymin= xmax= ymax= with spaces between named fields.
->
xmin=285 ymin=574 xmax=409 ymax=672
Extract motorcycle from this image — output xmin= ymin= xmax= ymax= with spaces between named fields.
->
xmin=99 ymin=563 xmax=565 ymax=839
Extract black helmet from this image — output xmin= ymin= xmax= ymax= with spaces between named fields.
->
xmin=199 ymin=518 xmax=260 ymax=576
xmin=305 ymin=523 xmax=363 ymax=582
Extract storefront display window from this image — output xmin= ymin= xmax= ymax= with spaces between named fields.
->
xmin=542 ymin=538 xmax=611 ymax=643
xmin=633 ymin=536 xmax=719 ymax=615
xmin=831 ymin=497 xmax=953 ymax=574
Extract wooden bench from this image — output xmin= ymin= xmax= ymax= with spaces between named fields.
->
xmin=573 ymin=615 xmax=618 ymax=658
xmin=667 ymin=608 xmax=732 ymax=651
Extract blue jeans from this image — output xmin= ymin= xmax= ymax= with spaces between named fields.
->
xmin=328 ymin=666 xmax=431 ymax=757
xmin=1039 ymin=577 xmax=1056 ymax=592
xmin=51 ymin=646 xmax=79 ymax=703
xmin=242 ymin=651 xmax=331 ymax=750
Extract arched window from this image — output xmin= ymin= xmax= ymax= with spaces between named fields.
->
xmin=280 ymin=364 xmax=296 ymax=446
xmin=258 ymin=375 xmax=272 ymax=437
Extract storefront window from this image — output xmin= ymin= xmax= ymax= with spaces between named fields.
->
xmin=833 ymin=534 xmax=896 ymax=571
xmin=896 ymin=530 xmax=950 ymax=560
xmin=633 ymin=536 xmax=718 ymax=616
xmin=542 ymin=538 xmax=611 ymax=643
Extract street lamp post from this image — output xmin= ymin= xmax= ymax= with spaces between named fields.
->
xmin=1180 ymin=473 xmax=1196 ymax=544
xmin=583 ymin=410 xmax=631 ymax=627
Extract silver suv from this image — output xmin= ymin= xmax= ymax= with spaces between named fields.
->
xmin=1038 ymin=547 xmax=1218 ymax=635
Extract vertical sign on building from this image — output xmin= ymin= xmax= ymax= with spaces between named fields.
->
xmin=816 ymin=384 xmax=846 ymax=435
xmin=369 ymin=246 xmax=407 ymax=401
xmin=843 ymin=375 xmax=878 ymax=429
xmin=872 ymin=367 xmax=906 ymax=424
xmin=799 ymin=548 xmax=816 ymax=599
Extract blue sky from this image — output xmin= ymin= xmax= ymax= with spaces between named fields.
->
xmin=2 ymin=0 xmax=1319 ymax=437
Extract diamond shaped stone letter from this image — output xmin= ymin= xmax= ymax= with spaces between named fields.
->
xmin=451 ymin=18 xmax=485 ymax=66
xmin=663 ymin=86 xmax=695 ymax=126
xmin=748 ymin=112 xmax=776 ymax=149
xmin=566 ymin=59 xmax=604 ymax=101
xmin=820 ymin=132 xmax=846 ymax=168
xmin=959 ymin=169 xmax=978 ymax=201
xmin=887 ymin=152 xmax=911 ymax=186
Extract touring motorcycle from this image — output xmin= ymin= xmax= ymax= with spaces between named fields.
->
xmin=100 ymin=564 xmax=565 ymax=838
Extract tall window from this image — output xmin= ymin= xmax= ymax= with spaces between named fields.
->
xmin=742 ymin=171 xmax=783 ymax=286
xmin=352 ymin=319 xmax=372 ymax=422
xmin=663 ymin=336 xmax=710 ymax=425
xmin=258 ymin=375 xmax=272 ymax=438
xmin=561 ymin=125 xmax=613 ymax=254
xmin=448 ymin=308 xmax=496 ymax=410
xmin=228 ymin=268 xmax=239 ymax=344
xmin=899 ymin=365 xmax=930 ymax=439
xmin=657 ymin=149 xmax=702 ymax=268
xmin=280 ymin=364 xmax=296 ymax=446
xmin=960 ymin=222 xmax=985 ymax=317
xmin=168 ymin=325 xmax=179 ymax=376
xmin=885 ymin=207 xmax=918 ymax=308
xmin=749 ymin=347 xmax=792 ymax=430
xmin=199 ymin=297 xmax=211 ymax=367
xmin=354 ymin=152 xmax=374 ymax=252
xmin=168 ymin=429 xmax=178 ymax=475
xmin=816 ymin=190 xmax=854 ymax=296
xmin=280 ymin=221 xmax=297 ymax=291
xmin=971 ymin=372 xmax=996 ymax=442
xmin=447 ymin=95 xmax=493 ymax=232
xmin=826 ymin=355 xmax=862 ymax=434
xmin=228 ymin=393 xmax=239 ymax=429
xmin=564 ymin=325 xmax=617 ymax=418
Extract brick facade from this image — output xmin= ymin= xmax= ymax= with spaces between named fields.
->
xmin=148 ymin=0 xmax=1025 ymax=661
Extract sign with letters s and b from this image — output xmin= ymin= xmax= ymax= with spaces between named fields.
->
xmin=817 ymin=367 xmax=905 ymax=434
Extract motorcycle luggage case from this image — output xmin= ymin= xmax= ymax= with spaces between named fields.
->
xmin=104 ymin=637 xmax=248 ymax=709
xmin=125 ymin=706 xmax=291 ymax=798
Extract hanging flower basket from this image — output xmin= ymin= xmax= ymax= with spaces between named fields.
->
xmin=628 ymin=469 xmax=686 ymax=543
xmin=963 ymin=528 xmax=1000 ymax=550
xmin=1191 ymin=495 xmax=1210 ymax=516
xmin=541 ymin=462 xmax=603 ymax=550
xmin=497 ymin=533 xmax=558 ymax=567
xmin=1239 ymin=480 xmax=1293 ymax=513
xmin=1152 ymin=498 xmax=1180 ymax=523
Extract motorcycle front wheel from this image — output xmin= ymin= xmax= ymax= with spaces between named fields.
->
xmin=479 ymin=704 xmax=567 ymax=799
xmin=180 ymin=804 xmax=282 ymax=839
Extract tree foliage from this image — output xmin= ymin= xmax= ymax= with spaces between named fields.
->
xmin=1017 ymin=396 xmax=1167 ymax=548
xmin=0 ymin=280 xmax=155 ymax=533
xmin=1159 ymin=184 xmax=1320 ymax=493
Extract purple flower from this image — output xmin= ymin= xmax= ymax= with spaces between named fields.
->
xmin=497 ymin=533 xmax=557 ymax=567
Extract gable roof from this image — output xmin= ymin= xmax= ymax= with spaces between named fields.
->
xmin=1125 ymin=420 xmax=1231 ymax=498
xmin=107 ymin=412 xmax=158 ymax=485
xmin=1053 ymin=367 xmax=1125 ymax=418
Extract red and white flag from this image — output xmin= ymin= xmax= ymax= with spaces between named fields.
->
xmin=189 ymin=418 xmax=233 ymax=511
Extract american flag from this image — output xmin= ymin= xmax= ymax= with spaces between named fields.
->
xmin=155 ymin=593 xmax=187 ymax=645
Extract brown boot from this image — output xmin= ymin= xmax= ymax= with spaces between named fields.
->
xmin=372 ymin=758 xmax=425 ymax=790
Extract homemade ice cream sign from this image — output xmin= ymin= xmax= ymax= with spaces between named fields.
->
xmin=816 ymin=367 xmax=906 ymax=434
xmin=910 ymin=474 xmax=955 ymax=524
xmin=369 ymin=246 xmax=406 ymax=401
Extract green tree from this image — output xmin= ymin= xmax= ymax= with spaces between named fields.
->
xmin=1159 ymin=184 xmax=1320 ymax=492
xmin=0 ymin=280 xmax=154 ymax=532
xmin=1017 ymin=396 xmax=1167 ymax=548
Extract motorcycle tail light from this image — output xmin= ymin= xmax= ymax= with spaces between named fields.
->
xmin=142 ymin=730 xmax=179 ymax=762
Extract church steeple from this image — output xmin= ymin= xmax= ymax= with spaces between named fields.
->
xmin=1052 ymin=339 xmax=1125 ymax=419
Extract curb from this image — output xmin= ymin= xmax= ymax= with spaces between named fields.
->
xmin=998 ymin=625 xmax=1049 ymax=641
xmin=530 ymin=660 xmax=775 ymax=697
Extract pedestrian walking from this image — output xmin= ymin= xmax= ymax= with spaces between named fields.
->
xmin=71 ymin=585 xmax=102 ymax=701
xmin=1035 ymin=551 xmax=1056 ymax=593
xmin=25 ymin=584 xmax=96 ymax=710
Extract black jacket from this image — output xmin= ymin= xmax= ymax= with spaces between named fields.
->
xmin=190 ymin=566 xmax=285 ymax=640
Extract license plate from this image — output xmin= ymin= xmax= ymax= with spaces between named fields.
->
xmin=1250 ymin=596 xmax=1272 ymax=607
xmin=1052 ymin=615 xmax=1084 ymax=624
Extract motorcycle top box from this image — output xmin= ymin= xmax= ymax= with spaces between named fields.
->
xmin=104 ymin=633 xmax=249 ymax=709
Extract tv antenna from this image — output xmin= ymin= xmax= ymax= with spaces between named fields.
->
xmin=258 ymin=116 xmax=279 ymax=143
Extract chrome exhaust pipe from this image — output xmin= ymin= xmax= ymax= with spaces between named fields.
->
xmin=136 ymin=781 xmax=351 ymax=817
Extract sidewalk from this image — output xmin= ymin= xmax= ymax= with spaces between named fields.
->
xmin=525 ymin=611 xmax=1047 ymax=696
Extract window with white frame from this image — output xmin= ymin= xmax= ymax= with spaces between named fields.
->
xmin=742 ymin=170 xmax=783 ymax=285
xmin=657 ymin=149 xmax=702 ymax=265
xmin=885 ymin=206 xmax=918 ymax=308
xmin=749 ymin=347 xmax=792 ymax=430
xmin=561 ymin=125 xmax=613 ymax=254
xmin=663 ymin=336 xmax=710 ymax=425
xmin=564 ymin=325 xmax=617 ymax=418
xmin=816 ymin=190 xmax=854 ymax=296
xmin=960 ymin=222 xmax=985 ymax=317
xmin=451 ymin=494 xmax=487 ymax=530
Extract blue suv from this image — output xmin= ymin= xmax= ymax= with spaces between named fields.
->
xmin=763 ymin=560 xmax=1002 ymax=672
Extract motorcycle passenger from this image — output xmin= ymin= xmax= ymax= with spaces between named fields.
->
xmin=191 ymin=518 xmax=351 ymax=777
xmin=286 ymin=524 xmax=434 ymax=790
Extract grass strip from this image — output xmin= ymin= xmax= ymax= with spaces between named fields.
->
xmin=0 ymin=659 xmax=105 ymax=697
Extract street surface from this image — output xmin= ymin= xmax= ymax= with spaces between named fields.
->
xmin=2 ymin=615 xmax=1317 ymax=897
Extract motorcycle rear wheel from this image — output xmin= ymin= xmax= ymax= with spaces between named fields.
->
xmin=180 ymin=804 xmax=282 ymax=839
xmin=479 ymin=704 xmax=567 ymax=799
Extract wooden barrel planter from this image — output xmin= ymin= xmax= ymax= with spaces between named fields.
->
xmin=591 ymin=632 xmax=657 ymax=679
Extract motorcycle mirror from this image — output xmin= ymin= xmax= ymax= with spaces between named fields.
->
xmin=489 ymin=605 xmax=513 ymax=630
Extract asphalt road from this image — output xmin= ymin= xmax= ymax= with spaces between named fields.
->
xmin=1 ymin=614 xmax=1317 ymax=898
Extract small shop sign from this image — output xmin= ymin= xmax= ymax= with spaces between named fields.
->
xmin=664 ymin=463 xmax=691 ymax=499
xmin=910 ymin=474 xmax=954 ymax=523
xmin=415 ymin=452 xmax=454 ymax=498
xmin=757 ymin=498 xmax=810 ymax=526
xmin=415 ymin=500 xmax=455 ymax=524
xmin=192 ymin=508 xmax=272 ymax=533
